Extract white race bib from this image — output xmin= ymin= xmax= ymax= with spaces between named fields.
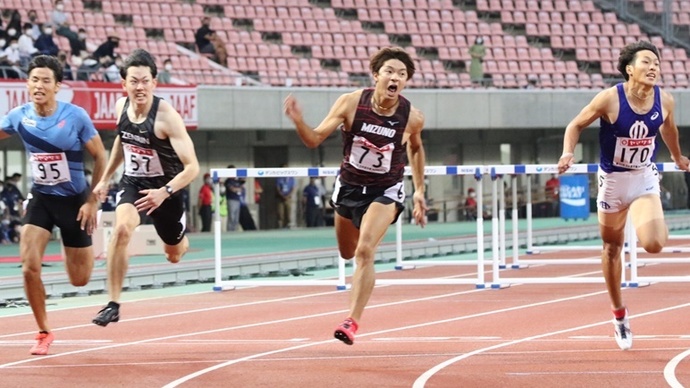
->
xmin=348 ymin=135 xmax=394 ymax=174
xmin=613 ymin=137 xmax=655 ymax=169
xmin=30 ymin=152 xmax=71 ymax=185
xmin=123 ymin=143 xmax=164 ymax=177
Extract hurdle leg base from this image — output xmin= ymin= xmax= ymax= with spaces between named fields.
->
xmin=395 ymin=265 xmax=416 ymax=270
xmin=475 ymin=284 xmax=486 ymax=289
xmin=491 ymin=283 xmax=511 ymax=289
xmin=511 ymin=264 xmax=529 ymax=269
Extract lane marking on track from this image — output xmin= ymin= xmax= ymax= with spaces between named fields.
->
xmin=0 ymin=278 xmax=489 ymax=369
xmin=160 ymin=289 xmax=611 ymax=388
xmin=412 ymin=302 xmax=690 ymax=388
xmin=664 ymin=348 xmax=690 ymax=388
xmin=506 ymin=371 xmax=661 ymax=376
xmin=0 ymin=269 xmax=488 ymax=339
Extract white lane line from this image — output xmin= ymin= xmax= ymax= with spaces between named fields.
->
xmin=664 ymin=348 xmax=690 ymax=388
xmin=0 ymin=285 xmax=488 ymax=368
xmin=412 ymin=302 xmax=690 ymax=388
xmin=161 ymin=289 xmax=609 ymax=388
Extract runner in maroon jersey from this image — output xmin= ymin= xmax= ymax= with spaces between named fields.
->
xmin=283 ymin=47 xmax=427 ymax=345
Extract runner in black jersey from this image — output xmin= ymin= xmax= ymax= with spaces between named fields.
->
xmin=91 ymin=49 xmax=200 ymax=327
xmin=284 ymin=47 xmax=427 ymax=345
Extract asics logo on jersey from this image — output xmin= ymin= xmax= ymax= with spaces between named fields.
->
xmin=629 ymin=120 xmax=649 ymax=138
xmin=599 ymin=201 xmax=611 ymax=210
xmin=651 ymin=112 xmax=659 ymax=120
xmin=361 ymin=123 xmax=395 ymax=138
xmin=22 ymin=117 xmax=37 ymax=127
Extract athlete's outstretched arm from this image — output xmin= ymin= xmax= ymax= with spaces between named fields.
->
xmin=558 ymin=88 xmax=612 ymax=174
xmin=406 ymin=107 xmax=428 ymax=227
xmin=283 ymin=91 xmax=358 ymax=148
xmin=93 ymin=97 xmax=128 ymax=202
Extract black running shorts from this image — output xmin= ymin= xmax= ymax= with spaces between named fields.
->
xmin=330 ymin=177 xmax=404 ymax=229
xmin=23 ymin=189 xmax=92 ymax=248
xmin=117 ymin=183 xmax=186 ymax=246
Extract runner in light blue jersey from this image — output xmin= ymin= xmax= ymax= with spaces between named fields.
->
xmin=557 ymin=41 xmax=690 ymax=351
xmin=0 ymin=55 xmax=106 ymax=356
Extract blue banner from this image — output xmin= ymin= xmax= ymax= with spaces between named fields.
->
xmin=559 ymin=175 xmax=590 ymax=220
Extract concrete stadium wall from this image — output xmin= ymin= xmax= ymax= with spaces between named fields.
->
xmin=197 ymin=87 xmax=690 ymax=130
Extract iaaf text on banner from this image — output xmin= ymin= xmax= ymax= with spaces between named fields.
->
xmin=0 ymin=80 xmax=197 ymax=130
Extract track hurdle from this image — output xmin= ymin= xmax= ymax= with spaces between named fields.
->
xmin=488 ymin=163 xmax=620 ymax=287
xmin=210 ymin=166 xmax=489 ymax=291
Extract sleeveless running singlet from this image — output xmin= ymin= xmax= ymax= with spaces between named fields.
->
xmin=118 ymin=96 xmax=183 ymax=189
xmin=339 ymin=89 xmax=411 ymax=188
xmin=599 ymin=83 xmax=663 ymax=173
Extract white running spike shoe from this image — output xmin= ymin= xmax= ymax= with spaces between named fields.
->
xmin=613 ymin=310 xmax=632 ymax=350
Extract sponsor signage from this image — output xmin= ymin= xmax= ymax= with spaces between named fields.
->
xmin=0 ymin=80 xmax=197 ymax=130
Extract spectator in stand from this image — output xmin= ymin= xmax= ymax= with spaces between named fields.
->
xmin=3 ymin=173 xmax=24 ymax=219
xmin=223 ymin=165 xmax=243 ymax=232
xmin=544 ymin=174 xmax=560 ymax=217
xmin=27 ymin=10 xmax=42 ymax=40
xmin=0 ymin=35 xmax=22 ymax=79
xmin=18 ymin=23 xmax=38 ymax=67
xmin=463 ymin=187 xmax=478 ymax=221
xmin=198 ymin=173 xmax=213 ymax=232
xmin=51 ymin=0 xmax=78 ymax=41
xmin=302 ymin=177 xmax=324 ymax=227
xmin=68 ymin=28 xmax=89 ymax=62
xmin=158 ymin=58 xmax=172 ymax=84
xmin=5 ymin=10 xmax=22 ymax=43
xmin=34 ymin=24 xmax=59 ymax=57
xmin=102 ymin=54 xmax=122 ymax=82
xmin=92 ymin=35 xmax=119 ymax=62
xmin=57 ymin=50 xmax=73 ymax=80
xmin=2 ymin=37 xmax=24 ymax=79
xmin=468 ymin=36 xmax=486 ymax=86
xmin=194 ymin=17 xmax=215 ymax=56
xmin=209 ymin=32 xmax=227 ymax=66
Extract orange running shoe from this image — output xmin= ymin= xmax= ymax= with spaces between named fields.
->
xmin=30 ymin=331 xmax=54 ymax=355
xmin=334 ymin=317 xmax=358 ymax=345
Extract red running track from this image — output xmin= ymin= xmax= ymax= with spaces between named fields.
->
xmin=1 ymin=248 xmax=690 ymax=387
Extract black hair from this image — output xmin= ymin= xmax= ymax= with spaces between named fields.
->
xmin=28 ymin=55 xmax=63 ymax=83
xmin=120 ymin=48 xmax=158 ymax=79
xmin=369 ymin=47 xmax=416 ymax=80
xmin=617 ymin=41 xmax=660 ymax=81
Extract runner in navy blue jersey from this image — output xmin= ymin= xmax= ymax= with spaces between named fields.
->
xmin=558 ymin=41 xmax=690 ymax=350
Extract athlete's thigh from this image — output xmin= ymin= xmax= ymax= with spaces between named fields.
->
xmin=335 ymin=212 xmax=358 ymax=259
xmin=20 ymin=225 xmax=51 ymax=266
xmin=598 ymin=210 xmax=627 ymax=245
xmin=629 ymin=194 xmax=665 ymax=230
xmin=63 ymin=246 xmax=94 ymax=280
xmin=358 ymin=201 xmax=397 ymax=247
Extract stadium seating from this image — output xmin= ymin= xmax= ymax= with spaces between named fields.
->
xmin=2 ymin=0 xmax=688 ymax=89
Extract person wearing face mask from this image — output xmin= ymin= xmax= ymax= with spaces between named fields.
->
xmin=0 ymin=35 xmax=23 ymax=79
xmin=34 ymin=25 xmax=59 ymax=57
xmin=92 ymin=35 xmax=120 ymax=63
xmin=66 ymin=28 xmax=89 ymax=61
xmin=158 ymin=58 xmax=172 ymax=84
xmin=18 ymin=23 xmax=38 ymax=67
xmin=51 ymin=0 xmax=78 ymax=41
xmin=5 ymin=10 xmax=22 ymax=42
xmin=469 ymin=36 xmax=486 ymax=86
xmin=27 ymin=10 xmax=42 ymax=40
xmin=463 ymin=187 xmax=478 ymax=221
